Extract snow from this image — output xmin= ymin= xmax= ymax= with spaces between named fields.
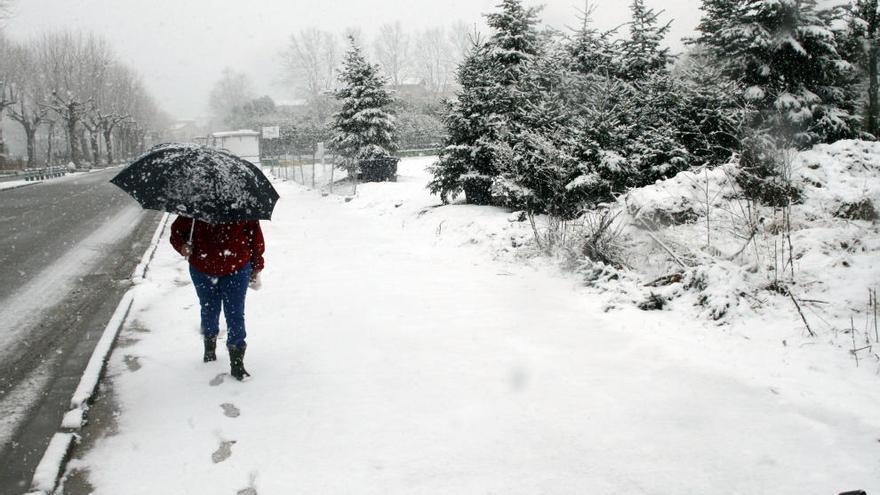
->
xmin=616 ymin=139 xmax=880 ymax=328
xmin=69 ymin=289 xmax=135 ymax=410
xmin=61 ymin=408 xmax=85 ymax=430
xmin=30 ymin=432 xmax=76 ymax=494
xmin=210 ymin=130 xmax=260 ymax=138
xmin=0 ymin=179 xmax=37 ymax=190
xmin=115 ymin=144 xmax=275 ymax=223
xmin=131 ymin=213 xmax=171 ymax=282
xmin=69 ymin=156 xmax=880 ymax=494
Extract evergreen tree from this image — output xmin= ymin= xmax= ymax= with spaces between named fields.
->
xmin=617 ymin=0 xmax=672 ymax=81
xmin=428 ymin=40 xmax=499 ymax=204
xmin=485 ymin=0 xmax=542 ymax=84
xmin=489 ymin=44 xmax=592 ymax=218
xmin=692 ymin=0 xmax=743 ymax=50
xmin=429 ymin=0 xmax=542 ymax=204
xmin=329 ymin=37 xmax=398 ymax=182
xmin=567 ymin=1 xmax=618 ymax=76
xmin=840 ymin=0 xmax=880 ymax=137
xmin=673 ymin=58 xmax=743 ymax=165
xmin=710 ymin=0 xmax=858 ymax=147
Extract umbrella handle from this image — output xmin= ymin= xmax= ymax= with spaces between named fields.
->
xmin=188 ymin=218 xmax=195 ymax=245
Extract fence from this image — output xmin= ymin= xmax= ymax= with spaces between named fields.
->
xmin=261 ymin=153 xmax=356 ymax=195
xmin=260 ymin=139 xmax=441 ymax=196
xmin=24 ymin=166 xmax=68 ymax=181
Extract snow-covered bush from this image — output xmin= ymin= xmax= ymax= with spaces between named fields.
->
xmin=736 ymin=134 xmax=803 ymax=207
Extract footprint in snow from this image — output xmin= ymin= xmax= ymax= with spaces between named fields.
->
xmin=123 ymin=355 xmax=141 ymax=372
xmin=221 ymin=403 xmax=240 ymax=418
xmin=128 ymin=320 xmax=151 ymax=333
xmin=237 ymin=473 xmax=259 ymax=495
xmin=212 ymin=440 xmax=236 ymax=463
xmin=209 ymin=373 xmax=225 ymax=387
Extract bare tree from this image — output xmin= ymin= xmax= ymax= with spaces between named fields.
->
xmin=208 ymin=67 xmax=254 ymax=129
xmin=414 ymin=27 xmax=455 ymax=96
xmin=279 ymin=29 xmax=339 ymax=122
xmin=280 ymin=29 xmax=339 ymax=99
xmin=7 ymin=41 xmax=49 ymax=168
xmin=79 ymin=35 xmax=116 ymax=164
xmin=447 ymin=21 xmax=474 ymax=66
xmin=88 ymin=63 xmax=133 ymax=165
xmin=36 ymin=32 xmax=94 ymax=167
xmin=374 ymin=21 xmax=410 ymax=88
xmin=0 ymin=32 xmax=15 ymax=161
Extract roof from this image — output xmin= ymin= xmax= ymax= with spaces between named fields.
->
xmin=211 ymin=130 xmax=260 ymax=138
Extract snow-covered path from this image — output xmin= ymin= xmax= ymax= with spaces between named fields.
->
xmin=71 ymin=158 xmax=880 ymax=494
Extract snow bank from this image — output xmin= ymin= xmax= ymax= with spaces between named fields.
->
xmin=0 ymin=179 xmax=38 ymax=191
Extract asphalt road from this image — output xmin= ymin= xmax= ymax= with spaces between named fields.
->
xmin=0 ymin=168 xmax=160 ymax=493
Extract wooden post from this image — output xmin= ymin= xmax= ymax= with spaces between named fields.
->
xmin=311 ymin=149 xmax=317 ymax=189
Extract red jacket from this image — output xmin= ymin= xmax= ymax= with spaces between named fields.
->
xmin=170 ymin=217 xmax=265 ymax=276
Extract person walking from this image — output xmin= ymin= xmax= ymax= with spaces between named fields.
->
xmin=170 ymin=217 xmax=265 ymax=380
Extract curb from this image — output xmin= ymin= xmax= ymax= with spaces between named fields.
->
xmin=0 ymin=181 xmax=43 ymax=192
xmin=25 ymin=212 xmax=171 ymax=495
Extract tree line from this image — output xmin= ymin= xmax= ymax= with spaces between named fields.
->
xmin=429 ymin=0 xmax=880 ymax=217
xmin=206 ymin=22 xmax=473 ymax=152
xmin=0 ymin=29 xmax=166 ymax=169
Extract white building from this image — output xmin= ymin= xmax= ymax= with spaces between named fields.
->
xmin=209 ymin=130 xmax=260 ymax=165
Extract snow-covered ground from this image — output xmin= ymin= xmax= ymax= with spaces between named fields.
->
xmin=0 ymin=179 xmax=37 ymax=190
xmin=66 ymin=156 xmax=880 ymax=494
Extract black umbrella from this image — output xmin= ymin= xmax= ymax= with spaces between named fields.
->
xmin=111 ymin=143 xmax=279 ymax=225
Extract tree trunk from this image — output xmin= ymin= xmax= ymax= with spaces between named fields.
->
xmin=0 ymin=111 xmax=6 ymax=160
xmin=25 ymin=125 xmax=37 ymax=169
xmin=89 ymin=131 xmax=100 ymax=166
xmin=868 ymin=2 xmax=879 ymax=136
xmin=79 ymin=129 xmax=91 ymax=165
xmin=67 ymin=119 xmax=79 ymax=167
xmin=47 ymin=122 xmax=54 ymax=166
xmin=103 ymin=129 xmax=114 ymax=165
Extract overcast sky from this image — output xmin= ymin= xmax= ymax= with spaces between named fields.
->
xmin=5 ymin=0 xmax=702 ymax=121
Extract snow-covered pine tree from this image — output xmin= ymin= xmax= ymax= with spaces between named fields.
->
xmin=428 ymin=39 xmax=499 ymax=204
xmin=566 ymin=74 xmax=640 ymax=206
xmin=567 ymin=1 xmax=618 ymax=76
xmin=712 ymin=0 xmax=858 ymax=147
xmin=616 ymin=0 xmax=672 ymax=81
xmin=673 ymin=56 xmax=743 ymax=166
xmin=692 ymin=0 xmax=743 ymax=52
xmin=329 ymin=37 xmax=398 ymax=182
xmin=489 ymin=43 xmax=591 ymax=218
xmin=485 ymin=0 xmax=542 ymax=85
xmin=693 ymin=0 xmax=859 ymax=203
xmin=839 ymin=0 xmax=880 ymax=137
xmin=429 ymin=0 xmax=542 ymax=204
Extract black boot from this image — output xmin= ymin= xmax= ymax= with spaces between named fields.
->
xmin=228 ymin=344 xmax=250 ymax=381
xmin=203 ymin=336 xmax=217 ymax=362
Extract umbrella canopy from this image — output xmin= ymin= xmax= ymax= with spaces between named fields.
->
xmin=111 ymin=143 xmax=279 ymax=224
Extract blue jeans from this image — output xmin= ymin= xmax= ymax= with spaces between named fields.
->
xmin=190 ymin=263 xmax=251 ymax=349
